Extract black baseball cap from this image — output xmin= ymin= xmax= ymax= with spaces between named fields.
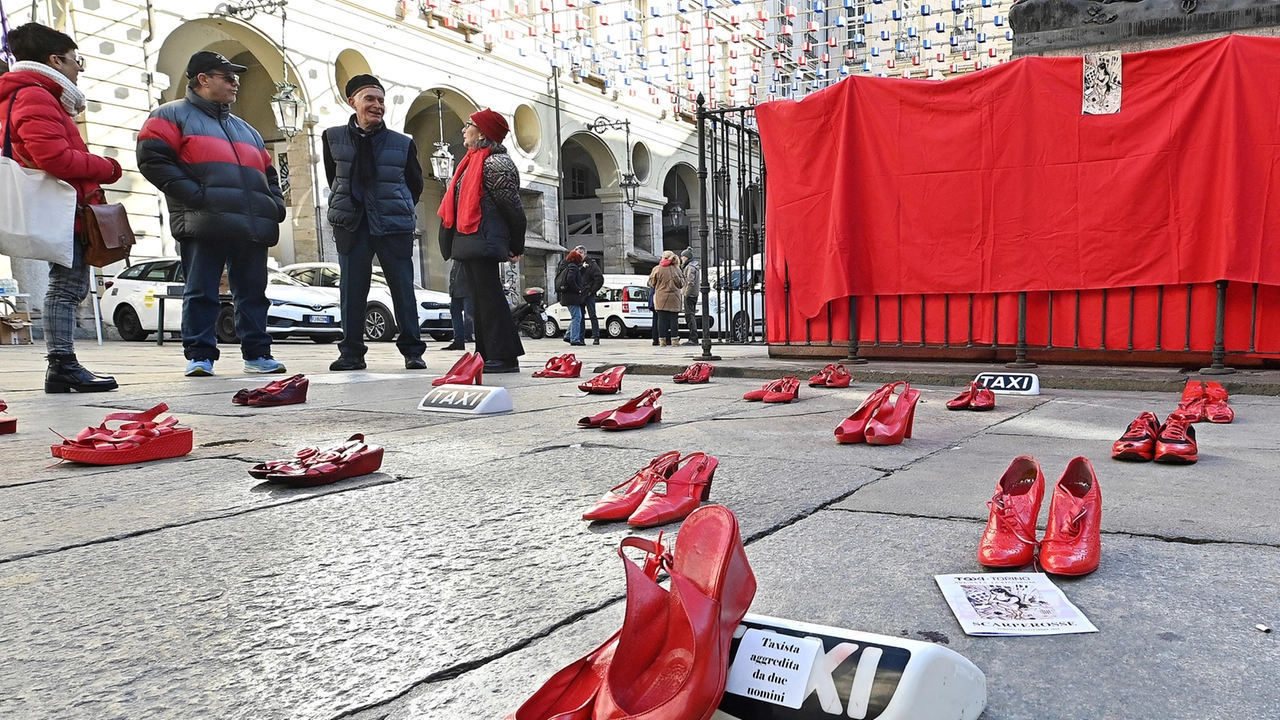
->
xmin=186 ymin=51 xmax=247 ymax=78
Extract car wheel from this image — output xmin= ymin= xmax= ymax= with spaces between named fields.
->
xmin=606 ymin=317 xmax=626 ymax=339
xmin=114 ymin=304 xmax=149 ymax=342
xmin=216 ymin=305 xmax=240 ymax=344
xmin=365 ymin=304 xmax=397 ymax=342
xmin=311 ymin=335 xmax=338 ymax=344
xmin=544 ymin=318 xmax=560 ymax=338
xmin=429 ymin=332 xmax=451 ymax=342
xmin=731 ymin=312 xmax=751 ymax=343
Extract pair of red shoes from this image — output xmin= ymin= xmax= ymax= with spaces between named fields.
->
xmin=508 ymin=505 xmax=755 ymax=720
xmin=232 ymin=374 xmax=309 ymax=407
xmin=0 ymin=400 xmax=14 ymax=435
xmin=533 ymin=354 xmax=583 ymax=378
xmin=434 ymin=352 xmax=484 ymax=386
xmin=249 ymin=433 xmax=384 ymax=487
xmin=673 ymin=362 xmax=715 ymax=384
xmin=834 ymin=381 xmax=921 ymax=445
xmin=808 ymin=363 xmax=852 ymax=388
xmin=579 ymin=388 xmax=663 ymax=431
xmin=979 ymin=455 xmax=1102 ymax=576
xmin=1112 ymin=411 xmax=1198 ymax=464
xmin=50 ymin=403 xmax=193 ymax=465
xmin=582 ymin=451 xmax=719 ymax=527
xmin=580 ymin=366 xmax=626 ymax=394
xmin=946 ymin=381 xmax=995 ymax=411
xmin=743 ymin=376 xmax=800 ymax=403
xmin=1174 ymin=380 xmax=1234 ymax=423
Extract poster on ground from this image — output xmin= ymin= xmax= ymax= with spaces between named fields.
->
xmin=935 ymin=573 xmax=1098 ymax=636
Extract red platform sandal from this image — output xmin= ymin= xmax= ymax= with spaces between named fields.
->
xmin=50 ymin=403 xmax=193 ymax=465
xmin=579 ymin=366 xmax=626 ymax=394
xmin=259 ymin=434 xmax=384 ymax=487
xmin=0 ymin=400 xmax=15 ymax=435
xmin=233 ymin=374 xmax=309 ymax=407
xmin=433 ymin=352 xmax=484 ymax=386
xmin=582 ymin=451 xmax=682 ymax=522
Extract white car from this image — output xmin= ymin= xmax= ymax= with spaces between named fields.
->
xmin=545 ymin=274 xmax=653 ymax=339
xmin=101 ymin=257 xmax=343 ymax=343
xmin=280 ymin=262 xmax=453 ymax=342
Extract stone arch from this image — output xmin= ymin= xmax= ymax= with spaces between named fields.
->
xmin=661 ymin=161 xmax=700 ymax=254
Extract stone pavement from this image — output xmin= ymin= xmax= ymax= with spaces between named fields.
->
xmin=0 ymin=337 xmax=1277 ymax=720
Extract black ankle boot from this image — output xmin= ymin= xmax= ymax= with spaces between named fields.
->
xmin=45 ymin=354 xmax=118 ymax=393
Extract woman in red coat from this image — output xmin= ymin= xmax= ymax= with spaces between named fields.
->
xmin=0 ymin=23 xmax=121 ymax=393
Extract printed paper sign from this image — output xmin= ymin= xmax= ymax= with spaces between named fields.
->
xmin=935 ymin=573 xmax=1098 ymax=636
xmin=724 ymin=629 xmax=822 ymax=709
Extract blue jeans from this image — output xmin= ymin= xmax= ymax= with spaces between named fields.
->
xmin=337 ymin=225 xmax=426 ymax=359
xmin=450 ymin=295 xmax=474 ymax=342
xmin=584 ymin=297 xmax=599 ymax=340
xmin=179 ymin=236 xmax=271 ymax=362
xmin=568 ymin=304 xmax=584 ymax=343
xmin=44 ymin=236 xmax=87 ymax=355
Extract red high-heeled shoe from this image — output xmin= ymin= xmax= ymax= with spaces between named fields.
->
xmin=834 ymin=381 xmax=901 ymax=444
xmin=579 ymin=388 xmax=661 ymax=429
xmin=506 ymin=535 xmax=676 ymax=720
xmin=1112 ymin=411 xmax=1160 ymax=462
xmin=1203 ymin=381 xmax=1234 ymax=423
xmin=1154 ymin=414 xmax=1198 ymax=464
xmin=534 ymin=354 xmax=583 ymax=379
xmin=743 ymin=378 xmax=787 ymax=401
xmin=762 ymin=376 xmax=800 ymax=403
xmin=433 ymin=352 xmax=484 ymax=386
xmin=627 ymin=452 xmax=718 ymax=528
xmin=595 ymin=505 xmax=756 ymax=720
xmin=261 ymin=434 xmax=384 ymax=487
xmin=579 ymin=366 xmax=626 ymax=394
xmin=864 ymin=383 xmax=920 ymax=445
xmin=233 ymin=374 xmax=309 ymax=407
xmin=583 ymin=451 xmax=683 ymax=522
xmin=0 ymin=399 xmax=14 ymax=435
xmin=533 ymin=355 xmax=566 ymax=378
xmin=1039 ymin=456 xmax=1102 ymax=576
xmin=50 ymin=403 xmax=193 ymax=465
xmin=977 ymin=455 xmax=1045 ymax=568
xmin=1173 ymin=380 xmax=1206 ymax=422
xmin=969 ymin=383 xmax=995 ymax=411
xmin=601 ymin=389 xmax=663 ymax=431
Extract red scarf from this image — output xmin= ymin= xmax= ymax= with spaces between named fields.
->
xmin=437 ymin=146 xmax=492 ymax=234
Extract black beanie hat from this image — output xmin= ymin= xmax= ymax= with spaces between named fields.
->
xmin=345 ymin=74 xmax=384 ymax=99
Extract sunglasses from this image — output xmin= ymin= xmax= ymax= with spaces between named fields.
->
xmin=207 ymin=72 xmax=241 ymax=84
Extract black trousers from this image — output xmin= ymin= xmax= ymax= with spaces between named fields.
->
xmin=460 ymin=259 xmax=524 ymax=362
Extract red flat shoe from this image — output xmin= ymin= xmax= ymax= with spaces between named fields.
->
xmin=1203 ymin=381 xmax=1234 ymax=423
xmin=743 ymin=378 xmax=786 ymax=401
xmin=263 ymin=433 xmax=384 ymax=487
xmin=433 ymin=352 xmax=484 ymax=386
xmin=583 ymin=451 xmax=682 ymax=522
xmin=50 ymin=403 xmax=193 ymax=465
xmin=977 ymin=455 xmax=1045 ymax=568
xmin=627 ymin=452 xmax=718 ymax=528
xmin=1173 ymin=380 xmax=1206 ymax=422
xmin=595 ymin=506 xmax=756 ymax=720
xmin=834 ymin=381 xmax=900 ymax=444
xmin=808 ymin=364 xmax=836 ymax=387
xmin=1039 ymin=456 xmax=1102 ymax=576
xmin=969 ymin=383 xmax=996 ymax=411
xmin=0 ymin=400 xmax=14 ymax=435
xmin=865 ymin=383 xmax=921 ymax=445
xmin=600 ymin=389 xmax=663 ymax=431
xmin=237 ymin=374 xmax=309 ymax=407
xmin=579 ymin=366 xmax=626 ymax=394
xmin=946 ymin=382 xmax=976 ymax=410
xmin=1112 ymin=411 xmax=1160 ymax=461
xmin=1154 ymin=414 xmax=1198 ymax=464
xmin=762 ymin=376 xmax=800 ymax=403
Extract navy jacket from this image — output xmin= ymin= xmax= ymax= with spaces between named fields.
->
xmin=322 ymin=119 xmax=423 ymax=242
xmin=137 ymin=90 xmax=286 ymax=245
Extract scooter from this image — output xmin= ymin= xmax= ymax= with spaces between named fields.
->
xmin=511 ymin=287 xmax=548 ymax=339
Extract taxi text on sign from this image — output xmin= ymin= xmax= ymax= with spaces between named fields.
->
xmin=417 ymin=385 xmax=513 ymax=414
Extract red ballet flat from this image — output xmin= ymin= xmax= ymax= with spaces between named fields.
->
xmin=1111 ymin=411 xmax=1159 ymax=462
xmin=579 ymin=366 xmax=626 ymax=394
xmin=582 ymin=451 xmax=682 ymax=522
xmin=262 ymin=433 xmax=384 ymax=487
xmin=0 ymin=399 xmax=14 ymax=435
xmin=234 ymin=374 xmax=309 ymax=407
xmin=762 ymin=376 xmax=800 ymax=403
xmin=1039 ymin=456 xmax=1102 ymax=576
xmin=1203 ymin=381 xmax=1234 ymax=423
xmin=969 ymin=383 xmax=996 ymax=410
xmin=627 ymin=452 xmax=718 ymax=528
xmin=977 ymin=455 xmax=1045 ymax=568
xmin=865 ymin=383 xmax=920 ymax=445
xmin=743 ymin=378 xmax=786 ymax=401
xmin=601 ymin=389 xmax=663 ymax=431
xmin=50 ymin=403 xmax=193 ymax=465
xmin=834 ymin=381 xmax=901 ymax=444
xmin=433 ymin=352 xmax=484 ymax=386
xmin=1154 ymin=414 xmax=1198 ymax=464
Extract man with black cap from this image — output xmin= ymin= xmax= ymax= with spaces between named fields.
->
xmin=137 ymin=51 xmax=288 ymax=377
xmin=321 ymin=74 xmax=426 ymax=371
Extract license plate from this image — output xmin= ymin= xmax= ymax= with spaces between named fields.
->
xmin=305 ymin=315 xmax=334 ymax=324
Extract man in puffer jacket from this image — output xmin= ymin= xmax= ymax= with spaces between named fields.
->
xmin=136 ymin=51 xmax=288 ymax=377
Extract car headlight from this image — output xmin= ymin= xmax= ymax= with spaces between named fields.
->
xmin=270 ymin=299 xmax=288 ymax=306
xmin=421 ymin=301 xmax=449 ymax=310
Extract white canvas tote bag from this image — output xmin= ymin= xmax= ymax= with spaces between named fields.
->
xmin=0 ymin=88 xmax=77 ymax=268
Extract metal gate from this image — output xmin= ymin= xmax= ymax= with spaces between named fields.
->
xmin=693 ymin=96 xmax=766 ymax=349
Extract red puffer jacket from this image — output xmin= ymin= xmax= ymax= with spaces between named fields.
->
xmin=0 ymin=70 xmax=122 ymax=208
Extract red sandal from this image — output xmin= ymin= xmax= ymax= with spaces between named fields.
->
xmin=50 ymin=403 xmax=193 ymax=465
xmin=258 ymin=434 xmax=384 ymax=487
xmin=579 ymin=366 xmax=626 ymax=394
xmin=0 ymin=400 xmax=14 ymax=435
xmin=533 ymin=354 xmax=583 ymax=378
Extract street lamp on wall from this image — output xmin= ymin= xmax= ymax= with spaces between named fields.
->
xmin=588 ymin=116 xmax=640 ymax=208
xmin=429 ymin=90 xmax=455 ymax=183
xmin=271 ymin=81 xmax=303 ymax=139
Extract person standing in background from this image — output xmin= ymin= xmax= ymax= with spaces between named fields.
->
xmin=579 ymin=247 xmax=603 ymax=345
xmin=558 ymin=248 xmax=587 ymax=346
xmin=442 ymin=260 xmax=473 ymax=351
xmin=680 ymin=247 xmax=701 ymax=346
xmin=647 ymin=250 xmax=685 ymax=346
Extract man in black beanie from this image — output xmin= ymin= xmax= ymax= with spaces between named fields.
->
xmin=322 ymin=73 xmax=427 ymax=370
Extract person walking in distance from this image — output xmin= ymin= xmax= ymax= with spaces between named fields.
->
xmin=442 ymin=260 xmax=474 ymax=351
xmin=680 ymin=247 xmax=701 ymax=345
xmin=558 ymin=248 xmax=587 ymax=346
xmin=580 ymin=247 xmax=604 ymax=344
xmin=137 ymin=51 xmax=287 ymax=377
xmin=648 ymin=250 xmax=685 ymax=346
xmin=0 ymin=24 xmax=122 ymax=393
xmin=322 ymin=74 xmax=427 ymax=371
xmin=437 ymin=109 xmax=526 ymax=374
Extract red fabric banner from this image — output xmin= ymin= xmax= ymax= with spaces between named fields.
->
xmin=756 ymin=35 xmax=1280 ymax=322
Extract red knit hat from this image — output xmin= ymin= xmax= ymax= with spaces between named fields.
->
xmin=470 ymin=109 xmax=509 ymax=144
